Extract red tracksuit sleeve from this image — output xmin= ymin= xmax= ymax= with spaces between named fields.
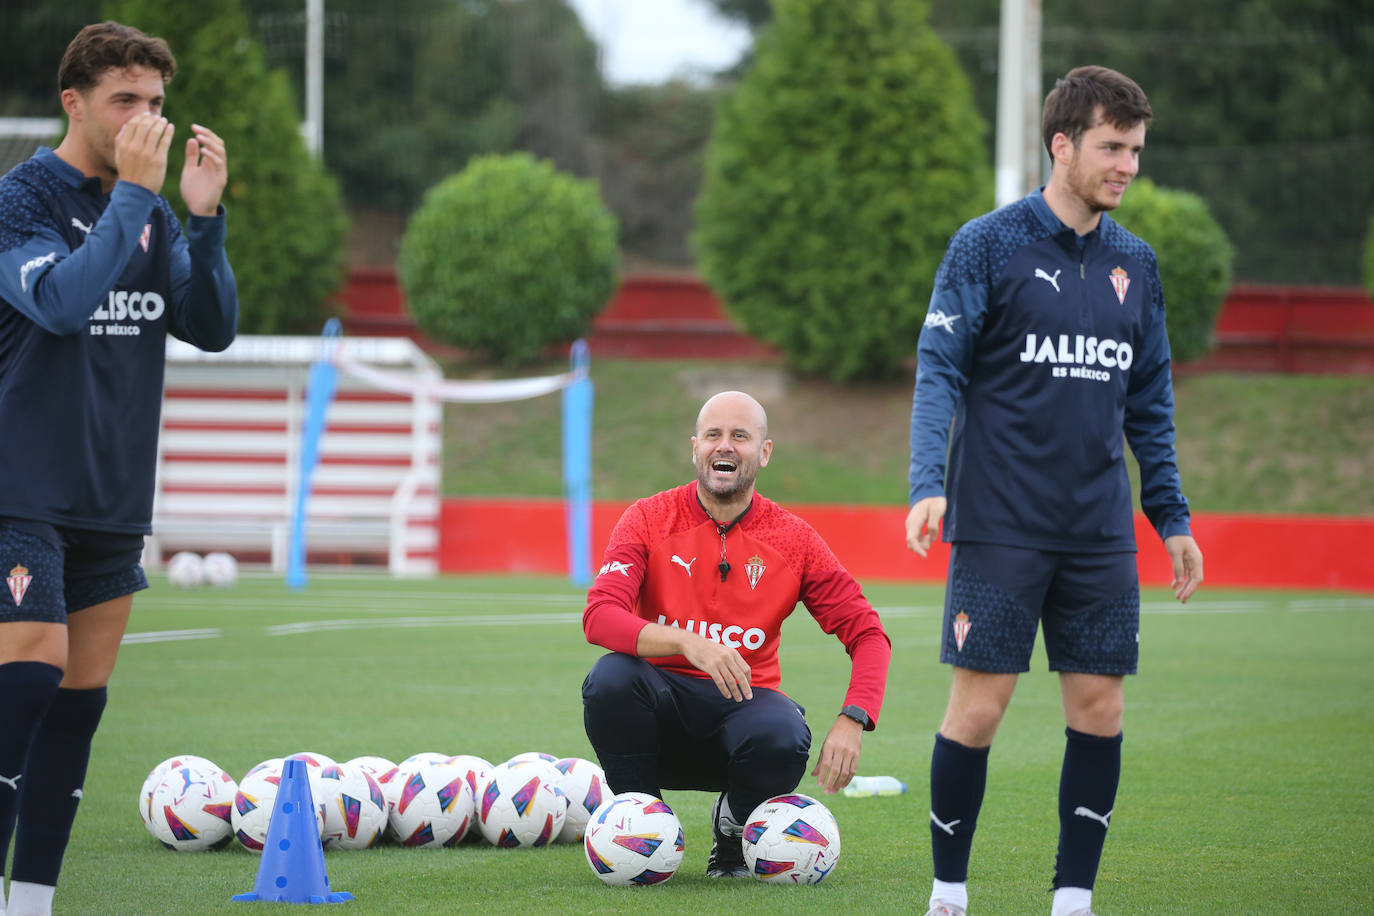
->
xmin=800 ymin=554 xmax=892 ymax=730
xmin=582 ymin=504 xmax=652 ymax=655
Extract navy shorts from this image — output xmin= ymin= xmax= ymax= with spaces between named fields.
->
xmin=0 ymin=518 xmax=148 ymax=624
xmin=940 ymin=542 xmax=1140 ymax=676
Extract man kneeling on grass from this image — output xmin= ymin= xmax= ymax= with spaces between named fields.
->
xmin=580 ymin=390 xmax=892 ymax=877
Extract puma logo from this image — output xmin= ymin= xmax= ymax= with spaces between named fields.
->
xmin=930 ymin=810 xmax=961 ymax=836
xmin=72 ymin=217 xmax=94 ymax=235
xmin=1074 ymin=805 xmax=1112 ymax=828
xmin=1035 ymin=267 xmax=1061 ymax=292
xmin=72 ymin=788 xmax=84 ymax=799
xmin=0 ymin=773 xmax=20 ymax=791
xmin=670 ymin=555 xmax=697 ymax=577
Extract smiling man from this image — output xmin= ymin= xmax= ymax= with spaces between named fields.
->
xmin=581 ymin=390 xmax=891 ymax=879
xmin=905 ymin=67 xmax=1203 ymax=916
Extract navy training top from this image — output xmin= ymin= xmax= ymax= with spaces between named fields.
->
xmin=0 ymin=148 xmax=238 ymax=534
xmin=908 ymin=188 xmax=1191 ymax=553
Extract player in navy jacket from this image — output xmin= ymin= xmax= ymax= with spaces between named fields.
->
xmin=0 ymin=22 xmax=237 ymax=915
xmin=905 ymin=68 xmax=1204 ymax=916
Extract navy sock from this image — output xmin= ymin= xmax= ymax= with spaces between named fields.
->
xmin=0 ymin=661 xmax=63 ymax=881
xmin=1053 ymin=727 xmax=1123 ymax=890
xmin=11 ymin=686 xmax=108 ymax=887
xmin=929 ymin=732 xmax=990 ymax=883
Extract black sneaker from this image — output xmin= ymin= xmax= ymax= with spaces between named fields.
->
xmin=705 ymin=792 xmax=750 ymax=878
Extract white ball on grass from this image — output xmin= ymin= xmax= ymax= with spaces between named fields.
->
xmin=201 ymin=551 xmax=238 ymax=587
xmin=741 ymin=793 xmax=842 ymax=884
xmin=166 ymin=552 xmax=205 ymax=589
xmin=477 ymin=760 xmax=568 ymax=848
xmin=583 ymin=791 xmax=684 ymax=886
xmin=554 ymin=756 xmax=608 ymax=843
xmin=146 ymin=762 xmax=237 ymax=851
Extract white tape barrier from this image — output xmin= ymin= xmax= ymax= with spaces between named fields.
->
xmin=334 ymin=356 xmax=584 ymax=403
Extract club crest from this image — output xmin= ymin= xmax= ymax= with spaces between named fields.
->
xmin=7 ymin=564 xmax=32 ymax=606
xmin=1109 ymin=266 xmax=1130 ymax=305
xmin=745 ymin=554 xmax=766 ymax=589
xmin=953 ymin=611 xmax=971 ymax=651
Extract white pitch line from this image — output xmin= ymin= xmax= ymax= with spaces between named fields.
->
xmin=267 ymin=613 xmax=580 ymax=636
xmin=121 ymin=628 xmax=222 ymax=645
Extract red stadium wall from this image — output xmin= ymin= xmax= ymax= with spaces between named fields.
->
xmin=439 ymin=498 xmax=1374 ymax=592
xmin=336 ymin=270 xmax=1374 ymax=372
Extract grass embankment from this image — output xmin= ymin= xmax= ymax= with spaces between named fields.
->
xmin=441 ymin=359 xmax=1374 ymax=516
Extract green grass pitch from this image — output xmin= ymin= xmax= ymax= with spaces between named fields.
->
xmin=46 ymin=573 xmax=1373 ymax=914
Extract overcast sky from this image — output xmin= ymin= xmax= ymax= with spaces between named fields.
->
xmin=564 ymin=0 xmax=753 ymax=86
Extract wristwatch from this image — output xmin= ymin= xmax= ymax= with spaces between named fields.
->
xmin=839 ymin=705 xmax=870 ymax=728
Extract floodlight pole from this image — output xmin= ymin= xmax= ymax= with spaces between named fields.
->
xmin=304 ymin=0 xmax=323 ymax=157
xmin=995 ymin=0 xmax=1042 ymax=207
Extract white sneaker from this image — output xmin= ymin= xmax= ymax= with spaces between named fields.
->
xmin=1065 ymin=910 xmax=1098 ymax=916
xmin=926 ymin=903 xmax=967 ymax=916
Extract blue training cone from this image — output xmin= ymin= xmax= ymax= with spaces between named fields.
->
xmin=233 ymin=758 xmax=352 ymax=904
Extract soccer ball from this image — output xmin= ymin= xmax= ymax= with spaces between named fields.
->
xmin=138 ymin=754 xmax=220 ymax=830
xmin=741 ymin=793 xmax=842 ymax=884
xmin=507 ymin=751 xmax=558 ymax=766
xmin=232 ymin=758 xmax=325 ymax=852
xmin=387 ymin=761 xmax=474 ymax=847
xmin=202 ymin=551 xmax=238 ymax=587
xmin=446 ymin=755 xmax=494 ymax=841
xmin=477 ymin=760 xmax=567 ymax=848
xmin=166 ymin=552 xmax=204 ymax=588
xmin=146 ymin=762 xmax=237 ymax=851
xmin=554 ymin=756 xmax=608 ymax=842
xmin=583 ymin=791 xmax=685 ymax=886
xmin=318 ymin=762 xmax=388 ymax=849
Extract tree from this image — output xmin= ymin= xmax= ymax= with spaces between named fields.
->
xmin=108 ymin=0 xmax=348 ymax=333
xmin=399 ymin=153 xmax=619 ymax=365
xmin=694 ymin=0 xmax=992 ymax=380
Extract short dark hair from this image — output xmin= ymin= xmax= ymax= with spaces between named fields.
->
xmin=1042 ymin=65 xmax=1152 ymax=155
xmin=59 ymin=21 xmax=176 ymax=93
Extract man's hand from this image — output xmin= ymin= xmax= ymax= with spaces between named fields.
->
xmin=1165 ymin=534 xmax=1204 ymax=603
xmin=115 ymin=113 xmax=173 ymax=194
xmin=812 ymin=715 xmax=862 ymax=794
xmin=680 ymin=637 xmax=753 ymax=702
xmin=905 ymin=496 xmax=947 ymax=557
xmin=180 ymin=124 xmax=228 ymax=217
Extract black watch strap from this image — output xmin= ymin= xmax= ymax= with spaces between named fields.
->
xmin=839 ymin=704 xmax=870 ymax=728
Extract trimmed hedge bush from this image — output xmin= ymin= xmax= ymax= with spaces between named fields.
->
xmin=693 ymin=0 xmax=992 ymax=380
xmin=399 ymin=153 xmax=618 ymax=364
xmin=1112 ymin=178 xmax=1234 ymax=365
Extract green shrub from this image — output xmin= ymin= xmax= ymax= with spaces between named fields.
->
xmin=398 ymin=153 xmax=618 ymax=364
xmin=693 ymin=0 xmax=992 ymax=381
xmin=109 ymin=0 xmax=349 ymax=333
xmin=1112 ymin=178 xmax=1234 ymax=365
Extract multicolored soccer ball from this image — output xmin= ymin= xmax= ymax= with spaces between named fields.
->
xmin=741 ymin=793 xmax=841 ymax=884
xmin=145 ymin=762 xmax=237 ymax=851
xmin=554 ymin=756 xmax=608 ymax=843
xmin=387 ymin=761 xmax=474 ymax=847
xmin=318 ymin=762 xmax=388 ymax=849
xmin=583 ymin=791 xmax=685 ymax=886
xmin=138 ymin=754 xmax=220 ymax=830
xmin=477 ymin=760 xmax=567 ymax=848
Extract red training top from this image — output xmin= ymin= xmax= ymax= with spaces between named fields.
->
xmin=582 ymin=482 xmax=891 ymax=728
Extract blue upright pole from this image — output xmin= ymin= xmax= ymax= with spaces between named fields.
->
xmin=286 ymin=319 xmax=342 ymax=590
xmin=562 ymin=340 xmax=594 ymax=586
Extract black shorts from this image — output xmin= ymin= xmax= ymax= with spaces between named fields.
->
xmin=0 ymin=518 xmax=148 ymax=624
xmin=940 ymin=542 xmax=1139 ymax=676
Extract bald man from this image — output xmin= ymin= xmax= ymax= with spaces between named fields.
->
xmin=581 ymin=391 xmax=892 ymax=878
